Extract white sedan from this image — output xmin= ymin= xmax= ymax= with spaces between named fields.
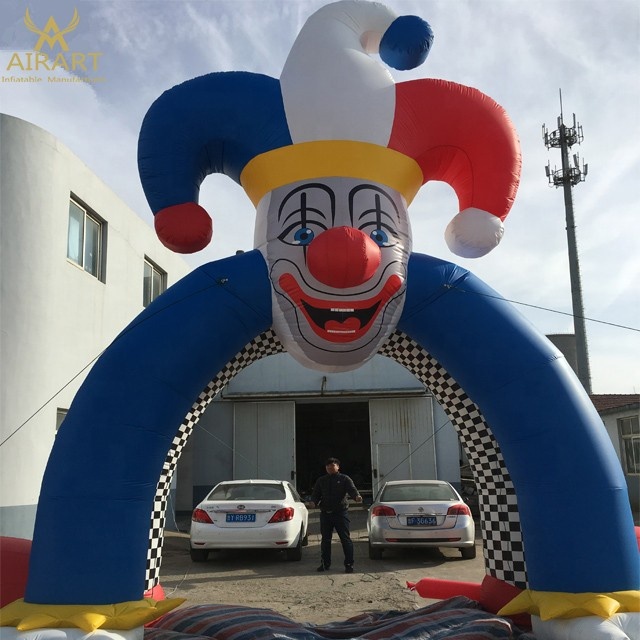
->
xmin=367 ymin=480 xmax=476 ymax=559
xmin=189 ymin=479 xmax=309 ymax=562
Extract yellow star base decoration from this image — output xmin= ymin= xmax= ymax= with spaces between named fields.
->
xmin=0 ymin=597 xmax=185 ymax=632
xmin=498 ymin=589 xmax=640 ymax=621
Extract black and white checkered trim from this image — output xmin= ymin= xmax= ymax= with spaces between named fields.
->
xmin=144 ymin=331 xmax=284 ymax=589
xmin=380 ymin=332 xmax=528 ymax=588
xmin=145 ymin=328 xmax=528 ymax=591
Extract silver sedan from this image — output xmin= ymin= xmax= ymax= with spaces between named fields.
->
xmin=367 ymin=480 xmax=476 ymax=559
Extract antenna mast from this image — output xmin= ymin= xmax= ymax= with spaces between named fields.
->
xmin=542 ymin=90 xmax=592 ymax=393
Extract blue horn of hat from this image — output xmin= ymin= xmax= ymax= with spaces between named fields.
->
xmin=137 ymin=72 xmax=292 ymax=253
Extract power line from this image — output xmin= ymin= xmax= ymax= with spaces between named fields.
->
xmin=0 ymin=354 xmax=104 ymax=449
xmin=445 ymin=284 xmax=640 ymax=333
xmin=0 ymin=277 xmax=225 ymax=449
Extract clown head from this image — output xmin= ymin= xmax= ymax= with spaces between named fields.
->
xmin=245 ymin=131 xmax=423 ymax=370
xmin=254 ymin=173 xmax=411 ymax=370
xmin=137 ymin=0 xmax=520 ymax=373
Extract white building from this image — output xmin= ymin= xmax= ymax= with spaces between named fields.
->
xmin=0 ymin=114 xmax=191 ymax=538
xmin=173 ymin=353 xmax=463 ymax=517
xmin=591 ymin=394 xmax=640 ymax=511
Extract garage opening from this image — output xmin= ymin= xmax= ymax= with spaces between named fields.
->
xmin=295 ymin=401 xmax=372 ymax=500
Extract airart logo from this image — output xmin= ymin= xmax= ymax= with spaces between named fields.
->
xmin=26 ymin=8 xmax=80 ymax=52
xmin=3 ymin=8 xmax=104 ymax=82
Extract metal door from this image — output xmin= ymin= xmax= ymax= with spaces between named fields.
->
xmin=375 ymin=442 xmax=412 ymax=492
xmin=369 ymin=397 xmax=436 ymax=495
xmin=233 ymin=401 xmax=296 ymax=483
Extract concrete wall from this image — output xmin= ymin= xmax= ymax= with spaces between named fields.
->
xmin=222 ymin=352 xmax=425 ymax=397
xmin=187 ymin=401 xmax=236 ymax=509
xmin=180 ymin=353 xmax=461 ymax=511
xmin=0 ymin=114 xmax=191 ymax=538
xmin=601 ymin=409 xmax=640 ymax=511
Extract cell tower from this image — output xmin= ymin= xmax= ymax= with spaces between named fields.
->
xmin=542 ymin=89 xmax=592 ymax=394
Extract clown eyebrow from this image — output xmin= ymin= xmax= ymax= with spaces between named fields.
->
xmin=278 ymin=191 xmax=327 ymax=231
xmin=278 ymin=183 xmax=336 ymax=224
xmin=348 ymin=184 xmax=399 ymax=226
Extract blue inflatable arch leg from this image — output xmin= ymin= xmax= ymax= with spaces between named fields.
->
xmin=398 ymin=254 xmax=638 ymax=594
xmin=144 ymin=330 xmax=285 ymax=586
xmin=26 ymin=251 xmax=273 ymax=604
xmin=381 ymin=332 xmax=528 ymax=587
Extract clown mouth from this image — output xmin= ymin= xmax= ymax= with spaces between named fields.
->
xmin=279 ymin=273 xmax=403 ymax=343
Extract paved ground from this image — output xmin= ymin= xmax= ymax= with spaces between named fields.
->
xmin=158 ymin=508 xmax=486 ymax=624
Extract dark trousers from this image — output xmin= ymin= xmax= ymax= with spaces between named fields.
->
xmin=319 ymin=509 xmax=354 ymax=567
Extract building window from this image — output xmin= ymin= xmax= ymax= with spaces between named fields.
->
xmin=618 ymin=415 xmax=640 ymax=475
xmin=67 ymin=198 xmax=104 ymax=280
xmin=56 ymin=408 xmax=68 ymax=432
xmin=143 ymin=258 xmax=167 ymax=307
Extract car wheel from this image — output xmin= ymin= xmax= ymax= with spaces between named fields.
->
xmin=190 ymin=547 xmax=209 ymax=562
xmin=286 ymin=528 xmax=303 ymax=561
xmin=302 ymin=528 xmax=309 ymax=547
xmin=368 ymin=541 xmax=383 ymax=560
xmin=460 ymin=545 xmax=476 ymax=559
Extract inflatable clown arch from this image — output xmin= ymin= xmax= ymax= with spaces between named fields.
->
xmin=18 ymin=249 xmax=637 ymax=613
xmin=3 ymin=2 xmax=637 ymax=639
xmin=144 ymin=328 xmax=526 ymax=591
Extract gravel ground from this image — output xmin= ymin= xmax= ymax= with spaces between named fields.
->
xmin=157 ymin=509 xmax=485 ymax=624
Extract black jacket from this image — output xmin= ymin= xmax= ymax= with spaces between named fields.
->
xmin=311 ymin=472 xmax=360 ymax=512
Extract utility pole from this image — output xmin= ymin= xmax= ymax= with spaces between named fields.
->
xmin=542 ymin=90 xmax=592 ymax=394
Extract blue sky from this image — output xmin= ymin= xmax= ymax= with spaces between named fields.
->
xmin=1 ymin=0 xmax=638 ymax=393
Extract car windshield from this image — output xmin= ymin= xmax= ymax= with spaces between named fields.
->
xmin=380 ymin=484 xmax=458 ymax=502
xmin=208 ymin=483 xmax=286 ymax=501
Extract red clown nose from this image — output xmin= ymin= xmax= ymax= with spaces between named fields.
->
xmin=307 ymin=226 xmax=381 ymax=289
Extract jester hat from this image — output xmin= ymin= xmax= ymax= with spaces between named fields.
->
xmin=138 ymin=0 xmax=521 ymax=257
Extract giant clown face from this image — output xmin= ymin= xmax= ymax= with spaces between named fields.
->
xmin=255 ymin=176 xmax=412 ymax=371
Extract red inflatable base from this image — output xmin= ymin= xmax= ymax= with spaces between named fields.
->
xmin=407 ymin=574 xmax=531 ymax=629
xmin=0 ymin=537 xmax=32 ymax=607
xmin=0 ymin=536 xmax=166 ymax=608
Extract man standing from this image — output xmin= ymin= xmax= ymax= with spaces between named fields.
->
xmin=308 ymin=457 xmax=363 ymax=573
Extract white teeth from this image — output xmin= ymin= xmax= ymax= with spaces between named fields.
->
xmin=331 ymin=308 xmax=354 ymax=312
xmin=327 ymin=329 xmax=356 ymax=334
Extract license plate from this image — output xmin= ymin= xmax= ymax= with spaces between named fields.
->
xmin=226 ymin=513 xmax=256 ymax=523
xmin=407 ymin=516 xmax=437 ymax=526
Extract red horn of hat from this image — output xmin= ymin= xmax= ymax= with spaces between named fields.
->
xmin=390 ymin=78 xmax=521 ymax=258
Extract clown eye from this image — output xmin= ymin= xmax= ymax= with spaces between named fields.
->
xmin=370 ymin=228 xmax=391 ymax=247
xmin=277 ymin=188 xmax=331 ymax=247
xmin=278 ymin=220 xmax=326 ymax=246
xmin=293 ymin=227 xmax=315 ymax=245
